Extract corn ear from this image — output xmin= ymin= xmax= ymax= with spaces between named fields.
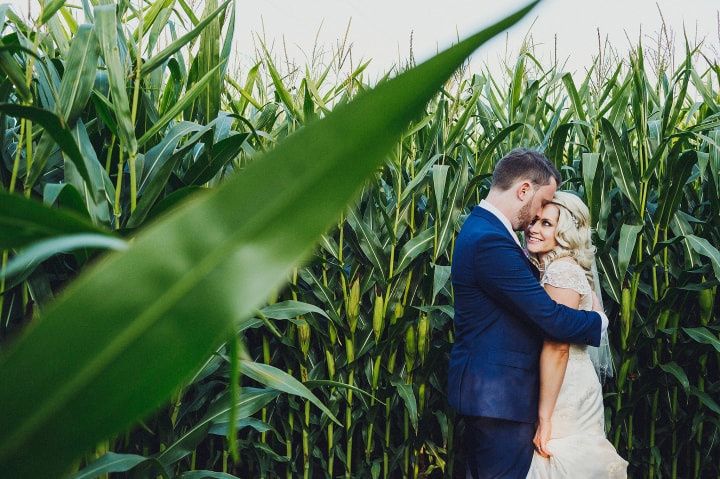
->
xmin=405 ymin=325 xmax=416 ymax=373
xmin=297 ymin=319 xmax=311 ymax=357
xmin=373 ymin=294 xmax=385 ymax=341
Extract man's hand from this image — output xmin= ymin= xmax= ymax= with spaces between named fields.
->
xmin=592 ymin=291 xmax=609 ymax=334
xmin=592 ymin=291 xmax=602 ymax=312
xmin=533 ymin=417 xmax=553 ymax=458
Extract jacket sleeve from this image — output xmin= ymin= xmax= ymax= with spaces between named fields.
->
xmin=473 ymin=233 xmax=601 ymax=346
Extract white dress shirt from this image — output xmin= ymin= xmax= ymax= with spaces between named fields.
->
xmin=478 ymin=200 xmax=608 ymax=335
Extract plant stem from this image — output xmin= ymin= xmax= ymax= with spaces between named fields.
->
xmin=9 ymin=119 xmax=25 ymax=193
xmin=345 ymin=334 xmax=355 ymax=479
xmin=302 ymin=397 xmax=310 ymax=479
xmin=113 ymin=148 xmax=126 ymax=229
xmin=286 ymin=379 xmax=294 ymax=479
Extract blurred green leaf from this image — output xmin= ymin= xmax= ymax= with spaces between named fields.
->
xmin=0 ymin=191 xmax=111 ymax=249
xmin=0 ymin=3 xmax=543 ymax=476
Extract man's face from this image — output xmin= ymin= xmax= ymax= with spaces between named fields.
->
xmin=517 ymin=178 xmax=557 ymax=230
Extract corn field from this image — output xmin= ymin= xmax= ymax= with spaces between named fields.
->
xmin=0 ymin=1 xmax=719 ymax=478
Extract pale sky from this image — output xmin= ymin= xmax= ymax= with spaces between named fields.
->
xmin=11 ymin=0 xmax=720 ymax=81
xmin=232 ymin=0 xmax=719 ymax=80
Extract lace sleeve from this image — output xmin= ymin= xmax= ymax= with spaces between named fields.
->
xmin=541 ymin=260 xmax=592 ymax=296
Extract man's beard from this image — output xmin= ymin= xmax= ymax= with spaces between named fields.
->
xmin=516 ymin=200 xmax=534 ymax=230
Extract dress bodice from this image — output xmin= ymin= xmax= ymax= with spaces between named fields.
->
xmin=540 ymin=259 xmax=593 ymax=309
xmin=540 ymin=259 xmax=593 ymax=358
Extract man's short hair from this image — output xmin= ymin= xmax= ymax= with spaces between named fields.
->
xmin=490 ymin=148 xmax=561 ymax=191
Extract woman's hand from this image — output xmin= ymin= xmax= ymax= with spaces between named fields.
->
xmin=533 ymin=417 xmax=553 ymax=458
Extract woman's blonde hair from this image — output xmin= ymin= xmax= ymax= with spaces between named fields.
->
xmin=531 ymin=191 xmax=596 ymax=287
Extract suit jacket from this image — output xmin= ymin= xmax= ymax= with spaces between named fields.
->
xmin=447 ymin=206 xmax=601 ymax=423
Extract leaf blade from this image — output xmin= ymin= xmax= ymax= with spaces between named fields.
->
xmin=0 ymin=5 xmax=540 ymax=475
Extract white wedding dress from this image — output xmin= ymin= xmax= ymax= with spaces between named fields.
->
xmin=526 ymin=260 xmax=628 ymax=478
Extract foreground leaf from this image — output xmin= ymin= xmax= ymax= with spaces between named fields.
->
xmin=0 ymin=4 xmax=538 ymax=475
xmin=0 ymin=191 xmax=112 ymax=249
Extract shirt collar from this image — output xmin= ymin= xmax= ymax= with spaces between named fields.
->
xmin=479 ymin=199 xmax=522 ymax=247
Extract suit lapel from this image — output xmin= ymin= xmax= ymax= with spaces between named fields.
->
xmin=473 ymin=206 xmax=537 ymax=273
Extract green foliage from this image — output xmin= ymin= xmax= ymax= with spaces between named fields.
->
xmin=0 ymin=1 xmax=539 ymax=478
xmin=1 ymin=1 xmax=719 ymax=478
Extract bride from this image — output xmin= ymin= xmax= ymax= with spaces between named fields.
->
xmin=523 ymin=191 xmax=628 ymax=478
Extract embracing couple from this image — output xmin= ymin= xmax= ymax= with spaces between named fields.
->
xmin=448 ymin=149 xmax=628 ymax=478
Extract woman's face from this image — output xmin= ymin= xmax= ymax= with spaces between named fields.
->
xmin=525 ymin=204 xmax=560 ymax=255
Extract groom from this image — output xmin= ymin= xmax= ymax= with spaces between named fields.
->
xmin=447 ymin=148 xmax=607 ymax=478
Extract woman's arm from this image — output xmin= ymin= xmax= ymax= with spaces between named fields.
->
xmin=533 ymin=284 xmax=580 ymax=458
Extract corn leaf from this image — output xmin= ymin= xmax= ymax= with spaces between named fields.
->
xmin=0 ymin=190 xmax=111 ymax=249
xmin=0 ymin=234 xmax=127 ymax=281
xmin=659 ymin=361 xmax=689 ymax=389
xmin=600 ymin=118 xmax=641 ymax=215
xmin=395 ymin=227 xmax=435 ymax=277
xmin=239 ymin=361 xmax=340 ymax=425
xmin=0 ymin=50 xmax=31 ymax=102
xmin=685 ymin=234 xmax=720 ymax=281
xmin=39 ymin=0 xmax=66 ymax=26
xmin=683 ymin=327 xmax=720 ymax=353
xmin=138 ymin=62 xmax=225 ymax=146
xmin=95 ymin=4 xmax=137 ymax=157
xmin=68 ymin=452 xmax=147 ymax=479
xmin=0 ymin=4 xmax=539 ymax=475
xmin=141 ymin=0 xmax=230 ymax=76
xmin=617 ymin=223 xmax=642 ymax=282
xmin=391 ymin=379 xmax=418 ymax=431
xmin=0 ymin=104 xmax=92 ymax=189
xmin=155 ymin=387 xmax=278 ymax=468
xmin=259 ymin=300 xmax=330 ymax=320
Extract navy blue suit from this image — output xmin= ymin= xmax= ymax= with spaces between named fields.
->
xmin=448 ymin=206 xmax=601 ymax=478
